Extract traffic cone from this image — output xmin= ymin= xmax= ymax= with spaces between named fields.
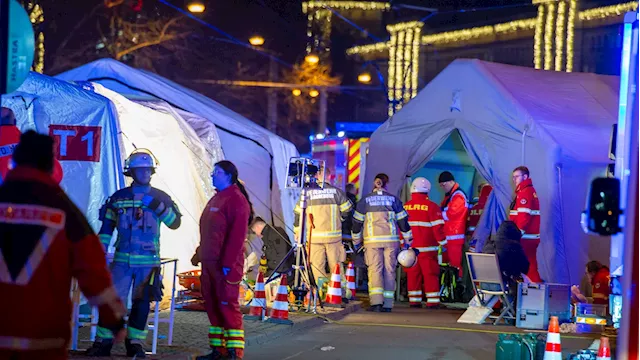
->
xmin=267 ymin=275 xmax=293 ymax=324
xmin=596 ymin=337 xmax=611 ymax=360
xmin=325 ymin=263 xmax=343 ymax=307
xmin=543 ymin=316 xmax=562 ymax=360
xmin=244 ymin=272 xmax=266 ymax=321
xmin=345 ymin=262 xmax=357 ymax=300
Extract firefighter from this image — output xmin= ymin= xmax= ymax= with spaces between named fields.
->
xmin=193 ymin=160 xmax=253 ymax=360
xmin=466 ymin=183 xmax=493 ymax=252
xmin=86 ymin=149 xmax=182 ymax=358
xmin=0 ymin=131 xmax=126 ymax=360
xmin=438 ymin=171 xmax=468 ymax=278
xmin=404 ymin=178 xmax=446 ymax=308
xmin=294 ymin=164 xmax=352 ymax=291
xmin=509 ymin=166 xmax=542 ymax=283
xmin=352 ymin=173 xmax=412 ymax=312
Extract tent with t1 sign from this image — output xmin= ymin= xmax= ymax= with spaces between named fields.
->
xmin=363 ymin=59 xmax=619 ymax=285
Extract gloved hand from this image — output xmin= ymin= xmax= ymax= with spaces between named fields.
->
xmin=222 ymin=267 xmax=230 ymax=276
xmin=142 ymin=195 xmax=164 ymax=214
xmin=191 ymin=247 xmax=200 ymax=267
xmin=403 ymin=243 xmax=410 ymax=250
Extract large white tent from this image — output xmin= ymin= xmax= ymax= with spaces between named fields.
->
xmin=56 ymin=59 xmax=299 ymax=236
xmin=364 ymin=59 xmax=619 ymax=284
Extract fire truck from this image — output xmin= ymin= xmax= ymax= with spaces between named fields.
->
xmin=310 ymin=122 xmax=381 ymax=196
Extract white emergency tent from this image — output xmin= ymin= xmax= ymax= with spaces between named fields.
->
xmin=56 ymin=59 xmax=300 ymax=235
xmin=1 ymin=72 xmax=122 ymax=229
xmin=364 ymin=59 xmax=619 ymax=285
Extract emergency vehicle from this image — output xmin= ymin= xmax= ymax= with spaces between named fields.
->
xmin=310 ymin=122 xmax=381 ymax=196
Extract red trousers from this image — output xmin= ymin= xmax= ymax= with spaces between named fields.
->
xmin=521 ymin=239 xmax=542 ymax=283
xmin=446 ymin=240 xmax=464 ymax=278
xmin=201 ymin=261 xmax=244 ymax=352
xmin=406 ymin=252 xmax=440 ymax=307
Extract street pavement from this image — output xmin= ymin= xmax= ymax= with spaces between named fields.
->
xmin=244 ymin=306 xmax=599 ymax=360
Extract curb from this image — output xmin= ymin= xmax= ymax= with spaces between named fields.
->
xmin=245 ymin=301 xmax=362 ymax=347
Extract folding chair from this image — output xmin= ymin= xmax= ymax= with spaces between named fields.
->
xmin=466 ymin=252 xmax=515 ymax=325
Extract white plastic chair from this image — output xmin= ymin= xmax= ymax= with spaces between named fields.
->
xmin=466 ymin=252 xmax=515 ymax=325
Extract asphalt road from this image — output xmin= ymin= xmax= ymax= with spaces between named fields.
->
xmin=244 ymin=306 xmax=597 ymax=360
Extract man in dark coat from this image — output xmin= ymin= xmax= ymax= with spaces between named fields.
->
xmin=250 ymin=217 xmax=293 ymax=277
xmin=482 ymin=220 xmax=530 ymax=291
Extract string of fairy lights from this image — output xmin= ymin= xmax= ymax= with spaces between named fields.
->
xmin=27 ymin=2 xmax=45 ymax=73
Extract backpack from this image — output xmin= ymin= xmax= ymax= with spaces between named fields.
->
xmin=440 ymin=265 xmax=464 ymax=303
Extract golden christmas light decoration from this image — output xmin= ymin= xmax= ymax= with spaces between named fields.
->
xmin=554 ymin=1 xmax=566 ymax=71
xmin=302 ymin=1 xmax=390 ymax=14
xmin=386 ymin=21 xmax=423 ymax=116
xmin=357 ymin=72 xmax=372 ymax=83
xmin=534 ymin=6 xmax=545 ymax=69
xmin=28 ymin=3 xmax=45 ymax=74
xmin=566 ymin=0 xmax=577 ymax=72
xmin=543 ymin=2 xmax=555 ymax=71
xmin=578 ymin=1 xmax=637 ymax=21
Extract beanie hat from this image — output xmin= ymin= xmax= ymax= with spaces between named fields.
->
xmin=13 ymin=130 xmax=55 ymax=173
xmin=438 ymin=171 xmax=455 ymax=183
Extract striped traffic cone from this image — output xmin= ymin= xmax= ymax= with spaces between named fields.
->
xmin=543 ymin=316 xmax=562 ymax=360
xmin=596 ymin=337 xmax=611 ymax=360
xmin=267 ymin=274 xmax=293 ymax=324
xmin=245 ymin=272 xmax=266 ymax=321
xmin=345 ymin=262 xmax=357 ymax=300
xmin=325 ymin=263 xmax=343 ymax=307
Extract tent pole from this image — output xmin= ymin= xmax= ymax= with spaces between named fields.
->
xmin=521 ymin=126 xmax=528 ymax=164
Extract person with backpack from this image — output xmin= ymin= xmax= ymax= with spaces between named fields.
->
xmin=250 ymin=217 xmax=293 ymax=278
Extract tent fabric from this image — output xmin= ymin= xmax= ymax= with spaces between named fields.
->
xmin=364 ymin=59 xmax=619 ymax=285
xmin=1 ymin=72 xmax=122 ymax=232
xmin=55 ymin=59 xmax=299 ymax=237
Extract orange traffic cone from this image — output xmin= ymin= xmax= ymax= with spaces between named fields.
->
xmin=325 ymin=263 xmax=343 ymax=307
xmin=345 ymin=262 xmax=357 ymax=300
xmin=245 ymin=272 xmax=266 ymax=321
xmin=267 ymin=274 xmax=293 ymax=324
xmin=543 ymin=316 xmax=562 ymax=360
xmin=596 ymin=337 xmax=611 ymax=360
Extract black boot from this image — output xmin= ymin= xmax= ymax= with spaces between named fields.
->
xmin=125 ymin=339 xmax=146 ymax=358
xmin=85 ymin=339 xmax=113 ymax=357
xmin=227 ymin=348 xmax=244 ymax=360
xmin=195 ymin=349 xmax=225 ymax=360
xmin=366 ymin=304 xmax=382 ymax=312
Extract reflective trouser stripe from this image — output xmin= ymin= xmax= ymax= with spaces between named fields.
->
xmin=209 ymin=326 xmax=224 ymax=347
xmin=127 ymin=326 xmax=148 ymax=340
xmin=224 ymin=329 xmax=245 ymax=349
xmin=383 ymin=291 xmax=395 ymax=299
xmin=97 ymin=326 xmax=114 ymax=339
xmin=369 ymin=287 xmax=383 ymax=296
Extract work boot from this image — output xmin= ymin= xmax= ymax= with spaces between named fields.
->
xmin=366 ymin=304 xmax=382 ymax=312
xmin=381 ymin=307 xmax=392 ymax=313
xmin=125 ymin=339 xmax=146 ymax=358
xmin=195 ymin=348 xmax=226 ymax=360
xmin=85 ymin=339 xmax=113 ymax=357
xmin=227 ymin=348 xmax=244 ymax=360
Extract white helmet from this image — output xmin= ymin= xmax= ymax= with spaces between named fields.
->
xmin=411 ymin=177 xmax=431 ymax=193
xmin=123 ymin=149 xmax=158 ymax=176
xmin=397 ymin=249 xmax=418 ymax=268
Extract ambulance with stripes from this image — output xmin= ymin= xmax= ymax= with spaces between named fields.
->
xmin=310 ymin=122 xmax=381 ymax=197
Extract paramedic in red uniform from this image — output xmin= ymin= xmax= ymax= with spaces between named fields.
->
xmin=438 ymin=171 xmax=468 ymax=278
xmin=404 ymin=178 xmax=446 ymax=308
xmin=509 ymin=166 xmax=542 ymax=283
xmin=192 ymin=160 xmax=253 ymax=360
xmin=571 ymin=261 xmax=610 ymax=305
xmin=466 ymin=183 xmax=493 ymax=252
xmin=0 ymin=130 xmax=126 ymax=360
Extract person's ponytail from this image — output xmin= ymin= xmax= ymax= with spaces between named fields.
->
xmin=235 ymin=180 xmax=254 ymax=225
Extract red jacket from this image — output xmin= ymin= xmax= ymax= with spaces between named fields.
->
xmin=509 ymin=178 xmax=540 ymax=240
xmin=0 ymin=124 xmax=21 ymax=179
xmin=592 ymin=267 xmax=610 ymax=305
xmin=198 ymin=184 xmax=251 ymax=274
xmin=0 ymin=167 xmax=125 ymax=352
xmin=404 ymin=193 xmax=445 ymax=250
xmin=467 ymin=184 xmax=493 ymax=235
xmin=440 ymin=183 xmax=469 ymax=243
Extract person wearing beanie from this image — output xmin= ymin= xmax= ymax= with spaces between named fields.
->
xmin=509 ymin=166 xmax=542 ymax=282
xmin=0 ymin=130 xmax=126 ymax=360
xmin=438 ymin=171 xmax=469 ymax=278
xmin=352 ymin=173 xmax=412 ymax=312
xmin=403 ymin=177 xmax=446 ymax=308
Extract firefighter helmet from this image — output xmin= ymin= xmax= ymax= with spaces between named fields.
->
xmin=397 ymin=248 xmax=418 ymax=268
xmin=123 ymin=148 xmax=158 ymax=176
xmin=411 ymin=177 xmax=431 ymax=193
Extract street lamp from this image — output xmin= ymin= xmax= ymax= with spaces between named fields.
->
xmin=357 ymin=72 xmax=372 ymax=84
xmin=305 ymin=54 xmax=319 ymax=65
xmin=309 ymin=89 xmax=319 ymax=97
xmin=249 ymin=35 xmax=265 ymax=46
xmin=187 ymin=1 xmax=205 ymax=13
xmin=292 ymin=88 xmax=302 ymax=96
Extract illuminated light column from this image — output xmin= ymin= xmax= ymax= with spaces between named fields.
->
xmin=386 ymin=21 xmax=423 ymax=117
xmin=533 ymin=0 xmax=578 ymax=72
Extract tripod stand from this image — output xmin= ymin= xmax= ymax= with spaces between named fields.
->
xmin=265 ymin=185 xmax=323 ymax=314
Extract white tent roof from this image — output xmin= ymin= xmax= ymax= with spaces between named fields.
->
xmin=365 ymin=59 xmax=619 ymax=284
xmin=56 ymin=59 xmax=299 ymax=235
